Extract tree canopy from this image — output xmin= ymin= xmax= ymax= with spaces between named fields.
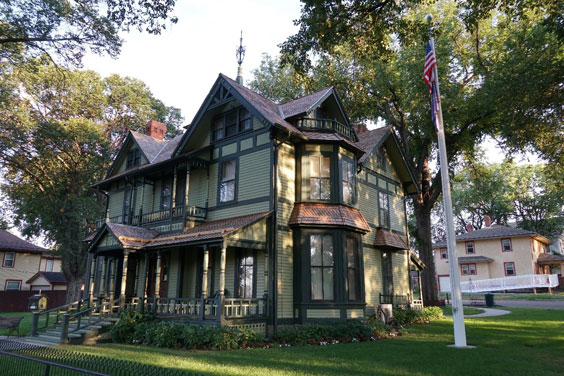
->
xmin=0 ymin=0 xmax=178 ymax=67
xmin=270 ymin=0 xmax=564 ymax=302
xmin=0 ymin=62 xmax=183 ymax=301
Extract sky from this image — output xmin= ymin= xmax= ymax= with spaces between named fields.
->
xmin=82 ymin=0 xmax=303 ymax=124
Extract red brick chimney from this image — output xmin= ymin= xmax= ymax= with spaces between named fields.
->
xmin=145 ymin=120 xmax=166 ymax=141
xmin=356 ymin=124 xmax=369 ymax=134
xmin=484 ymin=215 xmax=492 ymax=228
xmin=466 ymin=224 xmax=473 ymax=232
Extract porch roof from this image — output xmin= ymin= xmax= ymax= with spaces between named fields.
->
xmin=146 ymin=211 xmax=271 ymax=248
xmin=289 ymin=203 xmax=370 ymax=233
xmin=373 ymin=228 xmax=409 ymax=250
xmin=26 ymin=271 xmax=67 ymax=285
xmin=537 ymin=253 xmax=564 ymax=265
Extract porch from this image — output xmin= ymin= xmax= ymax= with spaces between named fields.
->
xmin=84 ymin=212 xmax=272 ymax=326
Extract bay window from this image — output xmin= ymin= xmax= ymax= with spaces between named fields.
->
xmin=346 ymin=237 xmax=361 ymax=301
xmin=342 ymin=158 xmax=355 ymax=204
xmin=379 ymin=192 xmax=390 ymax=228
xmin=310 ymin=155 xmax=331 ymax=200
xmin=310 ymin=234 xmax=334 ymax=300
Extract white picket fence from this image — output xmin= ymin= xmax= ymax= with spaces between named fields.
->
xmin=459 ymin=274 xmax=559 ymax=293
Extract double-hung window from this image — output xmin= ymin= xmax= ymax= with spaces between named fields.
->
xmin=310 ymin=234 xmax=334 ymax=300
xmin=213 ymin=107 xmax=253 ymax=141
xmin=310 ymin=155 xmax=331 ymax=200
xmin=45 ymin=259 xmax=54 ymax=272
xmin=440 ymin=248 xmax=448 ymax=259
xmin=2 ymin=252 xmax=15 ymax=268
xmin=346 ymin=237 xmax=361 ymax=301
xmin=5 ymin=280 xmax=21 ymax=291
xmin=504 ymin=262 xmax=516 ymax=276
xmin=461 ymin=264 xmax=476 ymax=275
xmin=126 ymin=149 xmax=141 ymax=168
xmin=160 ymin=178 xmax=172 ymax=210
xmin=501 ymin=238 xmax=512 ymax=252
xmin=220 ymin=159 xmax=237 ymax=203
xmin=465 ymin=241 xmax=475 ymax=254
xmin=379 ymin=192 xmax=390 ymax=228
xmin=342 ymin=159 xmax=355 ymax=204
xmin=237 ymin=250 xmax=255 ymax=298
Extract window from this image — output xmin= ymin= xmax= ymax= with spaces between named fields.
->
xmin=3 ymin=252 xmax=15 ymax=268
xmin=461 ymin=264 xmax=476 ymax=275
xmin=465 ymin=241 xmax=475 ymax=254
xmin=160 ymin=178 xmax=172 ymax=210
xmin=220 ymin=159 xmax=237 ymax=203
xmin=123 ymin=187 xmax=131 ymax=223
xmin=504 ymin=262 xmax=516 ymax=276
xmin=45 ymin=259 xmax=54 ymax=272
xmin=501 ymin=238 xmax=512 ymax=252
xmin=440 ymin=248 xmax=448 ymax=259
xmin=379 ymin=192 xmax=390 ymax=228
xmin=342 ymin=159 xmax=355 ymax=204
xmin=310 ymin=155 xmax=331 ymax=200
xmin=126 ymin=149 xmax=141 ymax=169
xmin=310 ymin=234 xmax=334 ymax=300
xmin=346 ymin=237 xmax=361 ymax=301
xmin=377 ymin=147 xmax=386 ymax=171
xmin=237 ymin=250 xmax=255 ymax=298
xmin=212 ymin=107 xmax=253 ymax=141
xmin=5 ymin=280 xmax=21 ymax=291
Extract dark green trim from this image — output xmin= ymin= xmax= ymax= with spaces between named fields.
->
xmin=277 ymin=225 xmax=290 ymax=231
xmin=227 ymin=240 xmax=267 ymax=250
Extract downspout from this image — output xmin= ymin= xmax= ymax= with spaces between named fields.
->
xmin=271 ymin=129 xmax=291 ymax=333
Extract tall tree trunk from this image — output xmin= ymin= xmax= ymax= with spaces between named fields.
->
xmin=414 ymin=200 xmax=439 ymax=304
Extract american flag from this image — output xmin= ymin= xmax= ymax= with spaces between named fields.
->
xmin=424 ymin=40 xmax=440 ymax=129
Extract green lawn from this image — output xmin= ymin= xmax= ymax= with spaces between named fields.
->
xmin=0 ymin=312 xmax=33 ymax=336
xmin=442 ymin=305 xmax=485 ymax=316
xmin=65 ymin=308 xmax=564 ymax=376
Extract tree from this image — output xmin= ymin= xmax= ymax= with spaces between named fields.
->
xmin=0 ymin=62 xmax=182 ymax=301
xmin=0 ymin=0 xmax=178 ymax=67
xmin=446 ymin=160 xmax=564 ymax=238
xmin=278 ymin=0 xmax=564 ymax=302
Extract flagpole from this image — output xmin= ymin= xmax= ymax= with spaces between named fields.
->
xmin=426 ymin=16 xmax=468 ymax=348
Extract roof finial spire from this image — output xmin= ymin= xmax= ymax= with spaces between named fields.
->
xmin=236 ymin=30 xmax=245 ymax=85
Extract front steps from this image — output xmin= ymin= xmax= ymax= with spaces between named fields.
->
xmin=26 ymin=318 xmax=118 ymax=346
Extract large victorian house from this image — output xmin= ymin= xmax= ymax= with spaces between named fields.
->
xmin=85 ymin=74 xmax=419 ymax=333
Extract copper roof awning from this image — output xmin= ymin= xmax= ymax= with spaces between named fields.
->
xmin=289 ymin=203 xmax=370 ymax=233
xmin=373 ymin=228 xmax=409 ymax=250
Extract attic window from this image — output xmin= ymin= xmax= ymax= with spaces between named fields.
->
xmin=212 ymin=107 xmax=253 ymax=141
xmin=126 ymin=149 xmax=141 ymax=168
xmin=377 ymin=147 xmax=386 ymax=171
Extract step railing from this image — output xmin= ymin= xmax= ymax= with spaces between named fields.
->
xmin=59 ymin=297 xmax=121 ymax=342
xmin=31 ymin=298 xmax=88 ymax=336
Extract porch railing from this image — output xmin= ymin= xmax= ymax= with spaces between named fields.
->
xmin=130 ymin=296 xmax=267 ymax=322
xmin=379 ymin=293 xmax=410 ymax=308
xmin=31 ymin=299 xmax=87 ymax=336
xmin=59 ymin=297 xmax=121 ymax=342
xmin=94 ymin=205 xmax=207 ymax=229
xmin=295 ymin=117 xmax=358 ymax=141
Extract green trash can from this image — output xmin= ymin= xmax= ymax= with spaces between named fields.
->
xmin=484 ymin=293 xmax=494 ymax=307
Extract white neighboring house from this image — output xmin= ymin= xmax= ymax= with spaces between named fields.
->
xmin=433 ymin=216 xmax=564 ymax=292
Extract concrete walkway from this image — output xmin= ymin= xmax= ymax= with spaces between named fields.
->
xmin=465 ymin=308 xmax=511 ymax=318
xmin=495 ymin=299 xmax=564 ymax=310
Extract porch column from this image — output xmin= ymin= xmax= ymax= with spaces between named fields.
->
xmin=133 ymin=256 xmax=140 ymax=296
xmin=172 ymin=165 xmax=178 ymax=208
xmin=109 ymin=258 xmax=116 ymax=302
xmin=184 ymin=164 xmax=191 ymax=207
xmin=140 ymin=253 xmax=149 ymax=313
xmin=88 ymin=254 xmax=97 ymax=305
xmin=100 ymin=256 xmax=108 ymax=297
xmin=218 ymin=245 xmax=226 ymax=325
xmin=202 ymin=247 xmax=210 ymax=298
xmin=82 ymin=253 xmax=93 ymax=300
xmin=119 ymin=249 xmax=130 ymax=308
xmin=176 ymin=249 xmax=184 ymax=298
xmin=153 ymin=251 xmax=162 ymax=313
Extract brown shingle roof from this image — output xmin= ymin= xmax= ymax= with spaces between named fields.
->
xmin=289 ymin=203 xmax=370 ymax=233
xmin=220 ymin=74 xmax=302 ymax=137
xmin=374 ymin=228 xmax=409 ymax=250
xmin=280 ymin=87 xmax=333 ymax=118
xmin=148 ymin=211 xmax=271 ymax=248
xmin=356 ymin=126 xmax=390 ymax=164
xmin=131 ymin=131 xmax=166 ymax=162
xmin=106 ymin=223 xmax=159 ymax=249
xmin=0 ymin=229 xmax=48 ymax=254
xmin=433 ymin=225 xmax=551 ymax=246
xmin=537 ymin=253 xmax=564 ymax=265
xmin=302 ymin=131 xmax=363 ymax=152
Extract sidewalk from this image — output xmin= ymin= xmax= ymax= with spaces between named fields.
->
xmin=465 ymin=308 xmax=510 ymax=318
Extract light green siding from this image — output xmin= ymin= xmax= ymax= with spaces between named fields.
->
xmin=364 ymin=146 xmax=399 ymax=182
xmin=256 ymin=132 xmax=270 ymax=146
xmin=167 ymin=249 xmax=179 ymax=297
xmin=183 ymin=250 xmax=199 ymax=297
xmin=187 ymin=169 xmax=208 ymax=208
xmin=240 ymin=137 xmax=253 ymax=151
xmin=208 ymin=163 xmax=218 ymax=207
xmin=276 ymin=143 xmax=295 ymax=319
xmin=221 ymin=142 xmax=237 ymax=157
xmin=392 ymin=250 xmax=410 ymax=296
xmin=252 ymin=117 xmax=263 ymax=131
xmin=390 ymin=194 xmax=406 ymax=233
xmin=363 ymin=247 xmax=383 ymax=315
xmin=152 ymin=180 xmax=162 ymax=210
xmin=208 ymin=201 xmax=270 ymax=222
xmin=238 ymin=148 xmax=270 ymax=201
xmin=108 ymin=191 xmax=124 ymax=218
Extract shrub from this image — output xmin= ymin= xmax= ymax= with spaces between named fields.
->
xmin=392 ymin=307 xmax=444 ymax=326
xmin=111 ymin=308 xmax=155 ymax=343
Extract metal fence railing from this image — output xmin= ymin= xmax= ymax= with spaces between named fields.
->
xmin=1 ymin=344 xmax=206 ymax=376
